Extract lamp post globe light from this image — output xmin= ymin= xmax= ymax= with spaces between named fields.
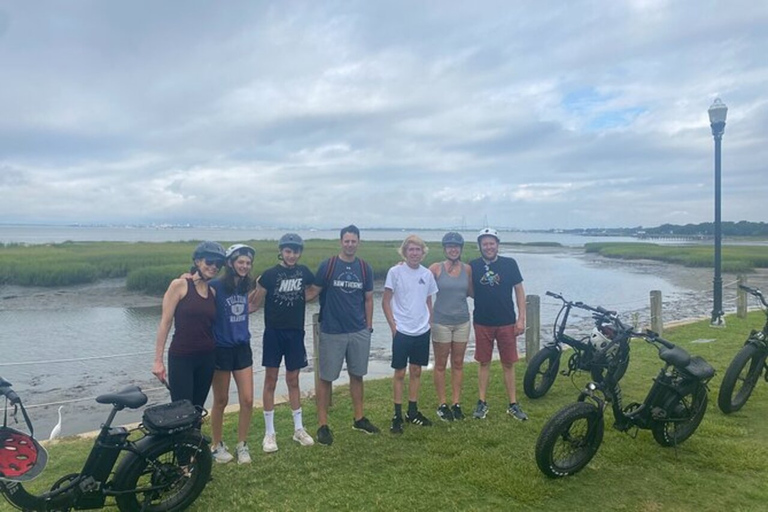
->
xmin=708 ymin=97 xmax=727 ymax=327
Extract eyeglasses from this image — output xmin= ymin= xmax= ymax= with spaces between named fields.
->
xmin=204 ymin=259 xmax=224 ymax=268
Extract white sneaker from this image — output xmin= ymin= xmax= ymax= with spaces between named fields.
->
xmin=292 ymin=428 xmax=315 ymax=446
xmin=235 ymin=441 xmax=252 ymax=464
xmin=211 ymin=441 xmax=234 ymax=464
xmin=262 ymin=433 xmax=278 ymax=453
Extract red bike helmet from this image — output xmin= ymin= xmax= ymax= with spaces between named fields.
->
xmin=0 ymin=426 xmax=48 ymax=482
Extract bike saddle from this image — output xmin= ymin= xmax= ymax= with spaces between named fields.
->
xmin=682 ymin=356 xmax=716 ymax=381
xmin=96 ymin=386 xmax=148 ymax=410
xmin=658 ymin=346 xmax=691 ymax=368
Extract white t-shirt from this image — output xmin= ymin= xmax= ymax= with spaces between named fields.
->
xmin=384 ymin=264 xmax=438 ymax=336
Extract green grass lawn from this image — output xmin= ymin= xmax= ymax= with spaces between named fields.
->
xmin=15 ymin=312 xmax=768 ymax=511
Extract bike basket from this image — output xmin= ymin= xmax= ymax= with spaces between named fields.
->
xmin=0 ymin=426 xmax=48 ymax=482
xmin=142 ymin=400 xmax=200 ymax=435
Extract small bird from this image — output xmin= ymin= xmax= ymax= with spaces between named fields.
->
xmin=49 ymin=406 xmax=63 ymax=441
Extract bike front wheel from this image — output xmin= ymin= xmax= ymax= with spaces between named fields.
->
xmin=652 ymin=384 xmax=708 ymax=447
xmin=535 ymin=401 xmax=604 ymax=478
xmin=114 ymin=432 xmax=212 ymax=512
xmin=718 ymin=343 xmax=766 ymax=414
xmin=523 ymin=347 xmax=561 ymax=399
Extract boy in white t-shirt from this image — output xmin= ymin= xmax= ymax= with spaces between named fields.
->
xmin=382 ymin=235 xmax=439 ymax=434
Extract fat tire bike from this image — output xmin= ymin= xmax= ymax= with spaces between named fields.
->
xmin=0 ymin=376 xmax=212 ymax=511
xmin=523 ymin=291 xmax=631 ymax=399
xmin=535 ymin=326 xmax=715 ymax=478
xmin=718 ymin=285 xmax=768 ymax=414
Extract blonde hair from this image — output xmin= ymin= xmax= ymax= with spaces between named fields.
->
xmin=398 ymin=235 xmax=428 ymax=259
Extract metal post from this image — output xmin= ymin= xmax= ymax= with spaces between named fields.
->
xmin=525 ymin=294 xmax=540 ymax=362
xmin=711 ymin=129 xmax=725 ymax=327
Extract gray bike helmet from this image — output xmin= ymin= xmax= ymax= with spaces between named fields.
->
xmin=226 ymin=243 xmax=255 ymax=262
xmin=192 ymin=241 xmax=226 ymax=262
xmin=278 ymin=233 xmax=304 ymax=251
xmin=441 ymin=232 xmax=464 ymax=247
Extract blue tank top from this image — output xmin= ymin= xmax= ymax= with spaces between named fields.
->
xmin=433 ymin=263 xmax=470 ymax=325
xmin=210 ymin=278 xmax=251 ymax=348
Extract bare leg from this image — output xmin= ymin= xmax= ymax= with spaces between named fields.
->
xmin=478 ymin=361 xmax=491 ymax=402
xmin=502 ymin=362 xmax=517 ymax=404
xmin=432 ymin=342 xmax=450 ymax=404
xmin=408 ymin=364 xmax=422 ymax=402
xmin=231 ymin=366 xmax=253 ymax=443
xmin=393 ymin=368 xmax=406 ymax=405
xmin=263 ymin=367 xmax=279 ymax=411
xmin=317 ymin=379 xmax=332 ymax=425
xmin=350 ymin=374 xmax=364 ymax=421
xmin=286 ymin=369 xmax=301 ymax=410
xmin=210 ymin=371 xmax=231 ymax=447
xmin=451 ymin=341 xmax=468 ymax=405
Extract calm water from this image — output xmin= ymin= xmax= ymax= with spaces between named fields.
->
xmin=0 ymin=225 xmax=715 ymax=436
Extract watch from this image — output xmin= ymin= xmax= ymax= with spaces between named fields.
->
xmin=368 ymin=327 xmax=374 ymax=333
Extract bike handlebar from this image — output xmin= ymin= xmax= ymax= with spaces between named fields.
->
xmin=739 ymin=284 xmax=767 ymax=307
xmin=638 ymin=329 xmax=675 ymax=349
xmin=0 ymin=376 xmax=20 ymax=405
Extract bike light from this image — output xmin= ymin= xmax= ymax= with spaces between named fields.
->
xmin=587 ymin=382 xmax=597 ymax=392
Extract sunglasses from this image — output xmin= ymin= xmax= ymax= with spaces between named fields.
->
xmin=204 ymin=259 xmax=224 ymax=268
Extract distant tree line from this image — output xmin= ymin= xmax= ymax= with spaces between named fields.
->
xmin=539 ymin=221 xmax=768 ymax=237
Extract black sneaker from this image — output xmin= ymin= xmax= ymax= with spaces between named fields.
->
xmin=437 ymin=403 xmax=454 ymax=422
xmin=353 ymin=416 xmax=381 ymax=434
xmin=390 ymin=415 xmax=404 ymax=434
xmin=317 ymin=425 xmax=333 ymax=446
xmin=451 ymin=403 xmax=465 ymax=420
xmin=406 ymin=411 xmax=433 ymax=426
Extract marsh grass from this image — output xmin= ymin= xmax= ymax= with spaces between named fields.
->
xmin=585 ymin=242 xmax=768 ymax=273
xmin=21 ymin=312 xmax=768 ymax=511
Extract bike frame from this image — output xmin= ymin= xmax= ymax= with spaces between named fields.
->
xmin=545 ymin=293 xmax=607 ymax=374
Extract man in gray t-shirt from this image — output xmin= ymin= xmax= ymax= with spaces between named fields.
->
xmin=313 ymin=225 xmax=380 ymax=445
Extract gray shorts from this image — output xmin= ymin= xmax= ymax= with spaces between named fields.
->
xmin=319 ymin=329 xmax=371 ymax=381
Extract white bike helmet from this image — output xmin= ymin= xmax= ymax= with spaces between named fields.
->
xmin=477 ymin=227 xmax=500 ymax=248
xmin=590 ymin=325 xmax=615 ymax=350
xmin=226 ymin=244 xmax=255 ymax=263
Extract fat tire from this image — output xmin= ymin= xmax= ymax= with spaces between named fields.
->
xmin=718 ymin=343 xmax=765 ymax=414
xmin=523 ymin=347 xmax=561 ymax=399
xmin=114 ymin=432 xmax=212 ymax=512
xmin=535 ymin=401 xmax=604 ymax=478
xmin=651 ymin=385 xmax=708 ymax=447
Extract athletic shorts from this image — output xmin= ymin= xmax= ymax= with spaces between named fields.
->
xmin=262 ymin=328 xmax=308 ymax=372
xmin=432 ymin=322 xmax=471 ymax=344
xmin=215 ymin=344 xmax=253 ymax=372
xmin=391 ymin=330 xmax=431 ymax=369
xmin=473 ymin=324 xmax=519 ymax=364
xmin=319 ymin=329 xmax=371 ymax=381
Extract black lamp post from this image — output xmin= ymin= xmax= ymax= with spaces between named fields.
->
xmin=708 ymin=98 xmax=727 ymax=327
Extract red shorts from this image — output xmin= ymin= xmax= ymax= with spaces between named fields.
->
xmin=473 ymin=324 xmax=518 ymax=364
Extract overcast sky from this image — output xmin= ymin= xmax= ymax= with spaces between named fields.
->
xmin=1 ymin=1 xmax=766 ymax=230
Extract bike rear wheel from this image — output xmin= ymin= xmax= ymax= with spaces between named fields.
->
xmin=523 ymin=347 xmax=561 ymax=399
xmin=718 ymin=343 xmax=765 ymax=414
xmin=652 ymin=385 xmax=708 ymax=447
xmin=114 ymin=432 xmax=212 ymax=512
xmin=535 ymin=401 xmax=604 ymax=478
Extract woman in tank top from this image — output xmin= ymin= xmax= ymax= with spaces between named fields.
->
xmin=428 ymin=232 xmax=474 ymax=422
xmin=152 ymin=241 xmax=226 ymax=410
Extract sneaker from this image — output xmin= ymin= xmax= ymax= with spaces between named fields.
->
xmin=211 ymin=441 xmax=234 ymax=464
xmin=507 ymin=403 xmax=529 ymax=421
xmin=390 ymin=415 xmax=404 ymax=434
xmin=405 ymin=411 xmax=432 ymax=426
xmin=235 ymin=441 xmax=251 ymax=464
xmin=437 ymin=403 xmax=454 ymax=422
xmin=262 ymin=433 xmax=278 ymax=453
xmin=451 ymin=403 xmax=465 ymax=420
xmin=293 ymin=428 xmax=315 ymax=446
xmin=317 ymin=425 xmax=333 ymax=446
xmin=473 ymin=400 xmax=489 ymax=419
xmin=353 ymin=416 xmax=381 ymax=434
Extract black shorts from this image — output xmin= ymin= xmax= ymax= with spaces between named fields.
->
xmin=391 ymin=330 xmax=431 ymax=370
xmin=262 ymin=328 xmax=308 ymax=372
xmin=215 ymin=344 xmax=253 ymax=372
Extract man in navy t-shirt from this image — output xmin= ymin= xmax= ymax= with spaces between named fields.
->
xmin=313 ymin=225 xmax=379 ymax=445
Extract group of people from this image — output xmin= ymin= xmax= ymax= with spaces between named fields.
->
xmin=151 ymin=224 xmax=528 ymax=465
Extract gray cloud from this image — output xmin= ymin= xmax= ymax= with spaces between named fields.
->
xmin=1 ymin=1 xmax=766 ymax=229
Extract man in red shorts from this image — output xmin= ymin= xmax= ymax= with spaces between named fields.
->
xmin=469 ymin=228 xmax=528 ymax=421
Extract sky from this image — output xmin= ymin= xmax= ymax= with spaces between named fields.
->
xmin=1 ymin=1 xmax=767 ymax=230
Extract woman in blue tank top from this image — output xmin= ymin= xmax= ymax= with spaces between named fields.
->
xmin=428 ymin=232 xmax=474 ymax=422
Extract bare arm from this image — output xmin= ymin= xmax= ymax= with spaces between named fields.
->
xmin=466 ymin=263 xmax=474 ymax=298
xmin=305 ymin=284 xmax=321 ymax=302
xmin=382 ymin=288 xmax=395 ymax=336
xmin=249 ymin=282 xmax=266 ymax=313
xmin=152 ymin=279 xmax=187 ymax=384
xmin=514 ymin=282 xmax=526 ymax=336
xmin=365 ymin=290 xmax=374 ymax=330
